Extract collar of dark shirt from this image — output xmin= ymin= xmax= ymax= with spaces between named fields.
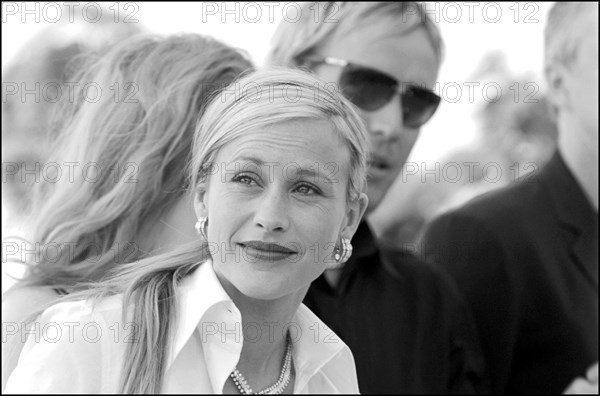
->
xmin=317 ymin=221 xmax=380 ymax=295
xmin=543 ymin=150 xmax=598 ymax=232
xmin=348 ymin=221 xmax=378 ymax=260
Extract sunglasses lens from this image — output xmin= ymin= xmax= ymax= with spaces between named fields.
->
xmin=338 ymin=67 xmax=396 ymax=111
xmin=402 ymin=87 xmax=441 ymax=128
xmin=338 ymin=64 xmax=441 ymax=128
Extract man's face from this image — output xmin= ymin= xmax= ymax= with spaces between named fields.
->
xmin=565 ymin=11 xmax=599 ymax=144
xmin=311 ymin=21 xmax=439 ymax=211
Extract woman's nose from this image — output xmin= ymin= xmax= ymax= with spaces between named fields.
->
xmin=253 ymin=189 xmax=290 ymax=232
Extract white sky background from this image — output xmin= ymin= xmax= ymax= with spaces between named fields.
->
xmin=2 ymin=1 xmax=553 ymax=161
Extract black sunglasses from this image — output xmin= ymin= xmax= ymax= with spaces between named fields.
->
xmin=304 ymin=56 xmax=441 ymax=129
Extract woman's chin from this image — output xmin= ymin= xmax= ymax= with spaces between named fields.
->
xmin=218 ymin=261 xmax=315 ymax=301
xmin=236 ymin=282 xmax=290 ymax=301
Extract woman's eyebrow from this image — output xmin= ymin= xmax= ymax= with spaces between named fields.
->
xmin=227 ymin=156 xmax=338 ymax=184
xmin=295 ymin=167 xmax=337 ymax=184
xmin=224 ymin=156 xmax=264 ymax=170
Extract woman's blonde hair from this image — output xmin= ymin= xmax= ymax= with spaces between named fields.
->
xmin=68 ymin=67 xmax=370 ymax=393
xmin=18 ymin=33 xmax=252 ymax=291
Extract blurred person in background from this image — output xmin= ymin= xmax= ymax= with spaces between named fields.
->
xmin=1 ymin=33 xmax=252 ymax=390
xmin=422 ymin=2 xmax=598 ymax=393
xmin=268 ymin=2 xmax=488 ymax=393
xmin=2 ymin=3 xmax=143 ymax=241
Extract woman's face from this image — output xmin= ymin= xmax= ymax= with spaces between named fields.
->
xmin=196 ymin=119 xmax=366 ymax=300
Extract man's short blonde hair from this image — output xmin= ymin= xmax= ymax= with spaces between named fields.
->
xmin=267 ymin=2 xmax=443 ymax=68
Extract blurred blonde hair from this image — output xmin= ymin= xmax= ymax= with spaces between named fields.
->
xmin=65 ymin=67 xmax=370 ymax=393
xmin=19 ymin=33 xmax=252 ymax=291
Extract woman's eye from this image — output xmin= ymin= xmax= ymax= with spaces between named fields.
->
xmin=294 ymin=183 xmax=319 ymax=195
xmin=232 ymin=174 xmax=258 ymax=186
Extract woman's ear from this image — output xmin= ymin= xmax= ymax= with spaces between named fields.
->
xmin=193 ymin=184 xmax=209 ymax=219
xmin=340 ymin=192 xmax=369 ymax=239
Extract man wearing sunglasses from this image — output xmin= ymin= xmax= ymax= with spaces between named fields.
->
xmin=268 ymin=2 xmax=487 ymax=393
xmin=422 ymin=3 xmax=598 ymax=394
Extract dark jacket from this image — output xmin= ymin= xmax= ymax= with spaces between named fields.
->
xmin=422 ymin=151 xmax=598 ymax=393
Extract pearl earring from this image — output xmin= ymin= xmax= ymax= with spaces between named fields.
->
xmin=195 ymin=216 xmax=208 ymax=241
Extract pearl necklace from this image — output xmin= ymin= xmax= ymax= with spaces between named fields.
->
xmin=230 ymin=335 xmax=293 ymax=394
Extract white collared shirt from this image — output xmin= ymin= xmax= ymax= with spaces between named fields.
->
xmin=5 ymin=261 xmax=359 ymax=394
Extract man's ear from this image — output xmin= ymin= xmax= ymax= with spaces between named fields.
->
xmin=545 ymin=61 xmax=572 ymax=112
xmin=193 ymin=184 xmax=209 ymax=220
xmin=340 ymin=193 xmax=369 ymax=239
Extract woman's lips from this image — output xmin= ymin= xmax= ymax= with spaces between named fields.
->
xmin=238 ymin=241 xmax=298 ymax=261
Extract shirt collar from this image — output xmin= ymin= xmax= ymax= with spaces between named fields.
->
xmin=351 ymin=221 xmax=378 ymax=259
xmin=291 ymin=304 xmax=350 ymax=391
xmin=165 ymin=259 xmax=234 ymax=371
xmin=330 ymin=221 xmax=379 ymax=293
xmin=166 ymin=259 xmax=353 ymax=393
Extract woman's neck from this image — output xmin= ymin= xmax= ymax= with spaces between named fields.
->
xmin=215 ymin=270 xmax=306 ymax=392
xmin=237 ymin=296 xmax=298 ymax=381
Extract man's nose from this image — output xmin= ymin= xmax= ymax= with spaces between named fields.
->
xmin=363 ymin=94 xmax=406 ymax=141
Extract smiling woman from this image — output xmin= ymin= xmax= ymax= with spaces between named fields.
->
xmin=5 ymin=67 xmax=369 ymax=394
xmin=199 ymin=118 xmax=358 ymax=301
